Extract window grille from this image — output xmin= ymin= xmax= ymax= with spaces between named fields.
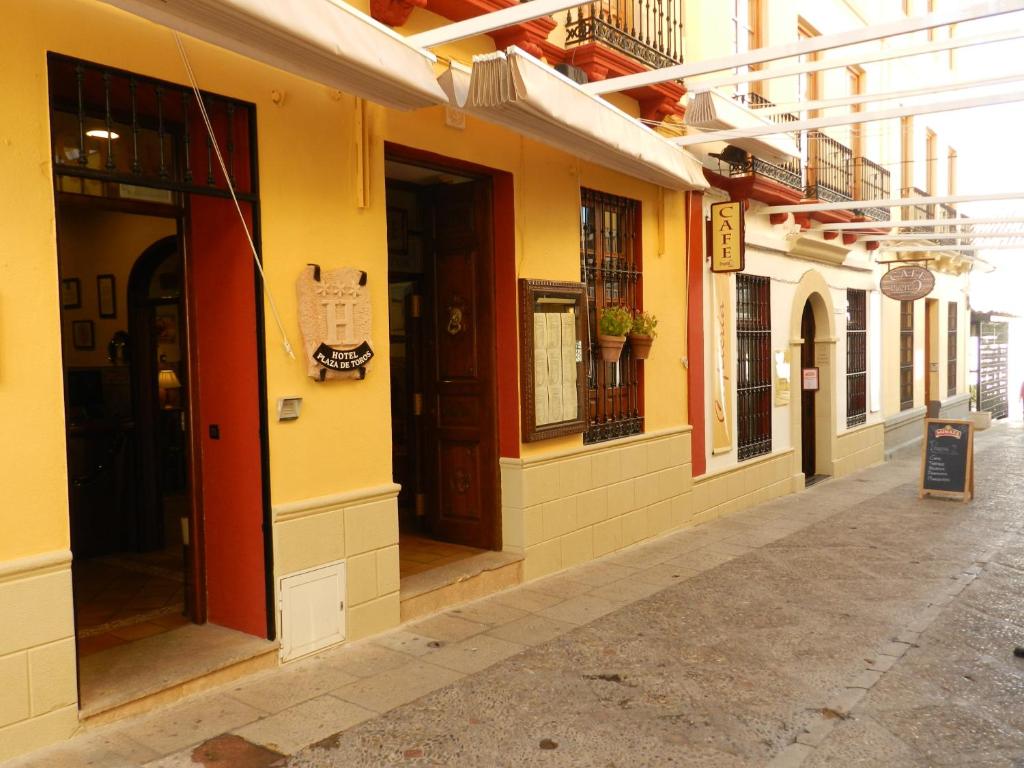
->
xmin=580 ymin=189 xmax=643 ymax=444
xmin=947 ymin=302 xmax=958 ymax=396
xmin=736 ymin=274 xmax=771 ymax=460
xmin=846 ymin=289 xmax=867 ymax=427
xmin=47 ymin=54 xmax=256 ymax=202
xmin=900 ymin=300 xmax=914 ymax=411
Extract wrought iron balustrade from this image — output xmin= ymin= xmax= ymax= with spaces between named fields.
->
xmin=806 ymin=131 xmax=852 ymax=203
xmin=852 ymin=156 xmax=890 ymax=221
xmin=938 ymin=202 xmax=958 ymax=235
xmin=725 ymin=93 xmax=803 ymax=191
xmin=565 ymin=0 xmax=683 ymax=70
xmin=901 ymin=186 xmax=934 ymax=223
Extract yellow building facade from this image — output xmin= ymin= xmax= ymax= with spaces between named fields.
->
xmin=0 ymin=0 xmax=981 ymax=760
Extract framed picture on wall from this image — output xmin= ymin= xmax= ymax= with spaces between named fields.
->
xmin=61 ymin=278 xmax=81 ymax=309
xmin=97 ymin=274 xmax=116 ymax=318
xmin=72 ymin=320 xmax=95 ymax=351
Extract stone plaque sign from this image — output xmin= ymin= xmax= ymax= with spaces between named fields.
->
xmin=297 ymin=265 xmax=373 ymax=381
xmin=880 ymin=265 xmax=935 ymax=301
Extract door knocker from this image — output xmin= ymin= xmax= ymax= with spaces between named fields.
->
xmin=446 ymin=305 xmax=465 ymax=336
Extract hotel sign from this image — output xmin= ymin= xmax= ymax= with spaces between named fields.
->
xmin=297 ymin=264 xmax=374 ymax=381
xmin=880 ymin=265 xmax=935 ymax=301
xmin=709 ymin=201 xmax=745 ymax=273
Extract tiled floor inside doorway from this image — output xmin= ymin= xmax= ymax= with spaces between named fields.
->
xmin=73 ymin=548 xmax=188 ymax=657
xmin=398 ymin=533 xmax=484 ymax=578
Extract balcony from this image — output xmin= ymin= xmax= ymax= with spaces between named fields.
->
xmin=805 ymin=131 xmax=853 ymax=204
xmin=901 ymin=186 xmax=934 ymax=223
xmin=852 ymin=157 xmax=891 ymax=221
xmin=565 ymin=0 xmax=684 ymax=70
xmin=727 ymin=93 xmax=804 ymax=190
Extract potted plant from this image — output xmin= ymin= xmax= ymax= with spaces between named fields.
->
xmin=629 ymin=310 xmax=658 ymax=360
xmin=597 ymin=305 xmax=632 ymax=362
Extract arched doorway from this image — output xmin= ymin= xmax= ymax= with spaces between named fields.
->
xmin=789 ymin=271 xmax=837 ymax=486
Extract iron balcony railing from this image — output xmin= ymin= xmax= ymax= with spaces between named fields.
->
xmin=938 ymin=202 xmax=958 ymax=235
xmin=806 ymin=131 xmax=853 ymax=203
xmin=565 ymin=0 xmax=684 ymax=70
xmin=852 ymin=157 xmax=890 ymax=221
xmin=902 ymin=186 xmax=934 ymax=223
xmin=726 ymin=93 xmax=803 ymax=191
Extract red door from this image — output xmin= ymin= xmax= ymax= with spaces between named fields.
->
xmin=425 ymin=181 xmax=500 ymax=550
xmin=187 ymin=196 xmax=267 ymax=637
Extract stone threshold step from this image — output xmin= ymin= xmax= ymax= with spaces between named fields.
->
xmin=400 ymin=550 xmax=524 ymax=623
xmin=78 ymin=623 xmax=278 ymax=727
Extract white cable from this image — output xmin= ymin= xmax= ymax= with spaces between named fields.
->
xmin=173 ymin=34 xmax=296 ymax=360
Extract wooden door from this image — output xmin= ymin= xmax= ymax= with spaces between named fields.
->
xmin=186 ymin=195 xmax=267 ymax=637
xmin=424 ymin=181 xmax=499 ymax=549
xmin=801 ymin=302 xmax=816 ymax=479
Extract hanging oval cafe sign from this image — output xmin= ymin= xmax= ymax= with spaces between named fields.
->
xmin=879 ymin=265 xmax=935 ymax=301
xmin=296 ymin=264 xmax=375 ymax=381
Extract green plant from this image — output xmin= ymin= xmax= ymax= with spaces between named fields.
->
xmin=631 ymin=310 xmax=658 ymax=338
xmin=598 ymin=305 xmax=632 ymax=336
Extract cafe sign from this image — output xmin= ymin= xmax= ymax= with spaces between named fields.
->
xmin=879 ymin=265 xmax=935 ymax=301
xmin=297 ymin=264 xmax=374 ymax=381
xmin=709 ymin=201 xmax=745 ymax=273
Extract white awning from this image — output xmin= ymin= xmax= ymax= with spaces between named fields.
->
xmin=99 ymin=0 xmax=448 ymax=111
xmin=439 ymin=48 xmax=709 ymax=191
xmin=684 ymin=91 xmax=800 ymax=164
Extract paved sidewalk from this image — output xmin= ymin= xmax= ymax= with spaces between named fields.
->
xmin=7 ymin=424 xmax=1023 ymax=767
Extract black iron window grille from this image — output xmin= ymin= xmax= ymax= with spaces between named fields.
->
xmin=900 ymin=300 xmax=914 ymax=411
xmin=565 ymin=0 xmax=684 ymax=71
xmin=736 ymin=274 xmax=772 ymax=461
xmin=948 ymin=302 xmax=958 ymax=397
xmin=580 ymin=188 xmax=644 ymax=444
xmin=47 ymin=53 xmax=257 ymax=203
xmin=846 ymin=289 xmax=867 ymax=427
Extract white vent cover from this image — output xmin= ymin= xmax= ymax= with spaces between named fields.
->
xmin=279 ymin=560 xmax=346 ymax=662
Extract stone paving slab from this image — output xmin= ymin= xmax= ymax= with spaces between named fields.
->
xmin=4 ymin=424 xmax=1022 ymax=768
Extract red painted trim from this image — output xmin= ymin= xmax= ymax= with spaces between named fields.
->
xmin=492 ymin=173 xmax=520 ymax=459
xmin=686 ymin=191 xmax=706 ymax=478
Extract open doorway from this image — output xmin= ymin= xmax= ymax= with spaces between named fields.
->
xmin=60 ymin=208 xmax=190 ymax=655
xmin=384 ymin=156 xmax=501 ymax=582
xmin=800 ymin=300 xmax=824 ymax=485
xmin=49 ymin=54 xmax=273 ymax=716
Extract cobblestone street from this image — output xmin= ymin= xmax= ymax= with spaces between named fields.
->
xmin=9 ymin=424 xmax=1024 ymax=768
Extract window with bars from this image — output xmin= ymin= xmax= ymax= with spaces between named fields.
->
xmin=846 ymin=289 xmax=867 ymax=427
xmin=580 ymin=188 xmax=643 ymax=444
xmin=736 ymin=274 xmax=771 ymax=460
xmin=900 ymin=300 xmax=914 ymax=411
xmin=948 ymin=301 xmax=958 ymax=396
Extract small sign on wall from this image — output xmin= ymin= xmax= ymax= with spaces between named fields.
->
xmin=296 ymin=264 xmax=374 ymax=381
xmin=801 ymin=367 xmax=819 ymax=391
xmin=709 ymin=201 xmax=745 ymax=273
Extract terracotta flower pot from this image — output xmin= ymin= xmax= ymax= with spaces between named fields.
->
xmin=628 ymin=333 xmax=653 ymax=360
xmin=597 ymin=334 xmax=626 ymax=363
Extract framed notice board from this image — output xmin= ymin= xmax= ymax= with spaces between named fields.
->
xmin=919 ymin=418 xmax=974 ymax=502
xmin=518 ymin=279 xmax=588 ymax=442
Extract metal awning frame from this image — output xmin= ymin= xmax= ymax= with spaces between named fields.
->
xmin=584 ymin=0 xmax=1024 ymax=95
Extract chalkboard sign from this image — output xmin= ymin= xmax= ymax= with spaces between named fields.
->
xmin=919 ymin=418 xmax=974 ymax=502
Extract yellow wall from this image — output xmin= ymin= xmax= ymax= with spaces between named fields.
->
xmin=57 ymin=208 xmax=176 ymax=369
xmin=2 ymin=0 xmax=692 ymax=559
